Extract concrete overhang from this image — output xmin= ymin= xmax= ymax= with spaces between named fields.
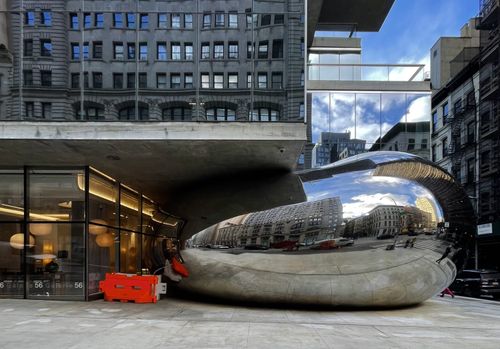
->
xmin=308 ymin=0 xmax=395 ymax=45
xmin=308 ymin=80 xmax=431 ymax=93
xmin=0 ymin=122 xmax=308 ymax=238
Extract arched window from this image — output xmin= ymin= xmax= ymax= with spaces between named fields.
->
xmin=162 ymin=107 xmax=192 ymax=121
xmin=206 ymin=107 xmax=236 ymax=121
xmin=118 ymin=105 xmax=149 ymax=120
xmin=249 ymin=108 xmax=280 ymax=121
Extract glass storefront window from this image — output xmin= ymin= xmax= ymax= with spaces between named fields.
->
xmin=0 ymin=223 xmax=24 ymax=298
xmin=120 ymin=186 xmax=140 ymax=232
xmin=26 ymin=223 xmax=85 ymax=300
xmin=142 ymin=197 xmax=156 ymax=234
xmin=88 ymin=225 xmax=117 ymax=295
xmin=0 ymin=171 xmax=24 ymax=221
xmin=29 ymin=169 xmax=85 ymax=222
xmin=89 ymin=172 xmax=119 ymax=228
xmin=120 ymin=231 xmax=140 ymax=274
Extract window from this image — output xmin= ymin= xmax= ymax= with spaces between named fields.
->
xmin=25 ymin=11 xmax=35 ymax=26
xmin=274 ymin=14 xmax=284 ymax=24
xmin=247 ymin=42 xmax=253 ymax=59
xmin=228 ymin=12 xmax=238 ymax=28
xmin=201 ymin=43 xmax=210 ymax=59
xmin=83 ymin=42 xmax=89 ymax=59
xmin=467 ymin=90 xmax=476 ymax=107
xmin=467 ymin=158 xmax=474 ymax=183
xmin=201 ymin=73 xmax=210 ymax=88
xmin=40 ymin=70 xmax=52 ymax=87
xmin=213 ymin=73 xmax=224 ymax=89
xmin=95 ymin=13 xmax=104 ymax=28
xmin=71 ymin=73 xmax=79 ymax=88
xmin=113 ymin=13 xmax=123 ymax=28
xmin=454 ymin=99 xmax=462 ymax=115
xmin=203 ymin=13 xmax=211 ymax=28
xmin=40 ymin=39 xmax=52 ymax=57
xmin=127 ymin=42 xmax=135 ymax=59
xmin=93 ymin=41 xmax=103 ymax=59
xmin=301 ymin=37 xmax=304 ymax=58
xmin=272 ymin=39 xmax=283 ymax=59
xmin=247 ymin=73 xmax=252 ymax=88
xmin=206 ymin=107 xmax=236 ymax=121
xmin=140 ymin=14 xmax=149 ymax=29
xmin=158 ymin=13 xmax=167 ymax=28
xmin=157 ymin=42 xmax=167 ymax=60
xmin=126 ymin=13 xmax=136 ymax=28
xmin=432 ymin=111 xmax=438 ymax=132
xmin=185 ymin=43 xmax=193 ymax=60
xmin=127 ymin=73 xmax=135 ymax=89
xmin=228 ymin=73 xmax=238 ymax=88
xmin=442 ymin=102 xmax=449 ymax=124
xmin=171 ymin=14 xmax=181 ymax=28
xmin=113 ymin=73 xmax=123 ymax=88
xmin=70 ymin=13 xmax=79 ymax=29
xmin=162 ymin=107 xmax=192 ymax=121
xmin=25 ymin=102 xmax=34 ymax=118
xmin=114 ymin=42 xmax=124 ymax=59
xmin=185 ymin=14 xmax=193 ymax=29
xmin=84 ymin=13 xmax=91 ymax=28
xmin=214 ymin=42 xmax=224 ymax=59
xmin=250 ymin=108 xmax=280 ymax=121
xmin=301 ymin=70 xmax=304 ymax=87
xmin=442 ymin=138 xmax=448 ymax=157
xmin=184 ymin=73 xmax=193 ymax=88
xmin=258 ymin=41 xmax=268 ymax=59
xmin=24 ymin=39 xmax=33 ymax=57
xmin=171 ymin=43 xmax=181 ymax=60
xmin=119 ymin=106 xmax=149 ymax=120
xmin=261 ymin=14 xmax=271 ymax=26
xmin=467 ymin=121 xmax=475 ymax=144
xmin=93 ymin=72 xmax=103 ymax=88
xmin=41 ymin=103 xmax=51 ymax=118
xmin=170 ymin=74 xmax=181 ymax=88
xmin=215 ymin=12 xmax=225 ymax=27
xmin=41 ymin=11 xmax=52 ymax=26
xmin=246 ymin=9 xmax=252 ymax=28
xmin=139 ymin=73 xmax=147 ymax=88
xmin=432 ymin=145 xmax=436 ymax=162
xmin=299 ymin=103 xmax=304 ymax=119
xmin=407 ymin=138 xmax=415 ymax=151
xmin=139 ymin=43 xmax=148 ymax=60
xmin=83 ymin=72 xmax=89 ymax=88
xmin=228 ymin=42 xmax=238 ymax=59
xmin=258 ymin=73 xmax=267 ymax=88
xmin=271 ymin=72 xmax=282 ymax=89
xmin=23 ymin=70 xmax=33 ymax=86
xmin=156 ymin=73 xmax=167 ymax=88
xmin=421 ymin=139 xmax=428 ymax=150
xmin=71 ymin=43 xmax=80 ymax=59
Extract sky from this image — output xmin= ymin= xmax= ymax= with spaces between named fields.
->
xmin=358 ymin=0 xmax=479 ymax=69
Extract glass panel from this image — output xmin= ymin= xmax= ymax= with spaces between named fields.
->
xmin=356 ymin=94 xmax=382 ymax=153
xmin=88 ymin=226 xmax=117 ymax=295
xmin=120 ymin=186 xmax=140 ymax=232
xmin=120 ymin=231 xmax=140 ymax=274
xmin=142 ymin=197 xmax=155 ymax=234
xmin=29 ymin=169 xmax=85 ymax=222
xmin=89 ymin=172 xmax=118 ymax=228
xmin=0 ymin=223 xmax=24 ymax=298
xmin=0 ymin=171 xmax=24 ymax=221
xmin=26 ymin=223 xmax=85 ymax=300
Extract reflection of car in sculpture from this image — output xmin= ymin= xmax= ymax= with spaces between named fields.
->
xmin=181 ymin=152 xmax=475 ymax=307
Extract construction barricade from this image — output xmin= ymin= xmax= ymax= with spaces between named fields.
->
xmin=99 ymin=273 xmax=167 ymax=304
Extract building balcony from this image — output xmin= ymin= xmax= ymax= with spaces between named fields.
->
xmin=477 ymin=0 xmax=499 ymax=30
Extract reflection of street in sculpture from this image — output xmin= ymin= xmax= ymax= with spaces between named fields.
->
xmin=181 ymin=152 xmax=475 ymax=307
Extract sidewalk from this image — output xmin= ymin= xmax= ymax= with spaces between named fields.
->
xmin=0 ymin=295 xmax=499 ymax=348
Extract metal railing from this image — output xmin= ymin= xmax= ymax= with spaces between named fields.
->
xmin=307 ymin=64 xmax=426 ymax=82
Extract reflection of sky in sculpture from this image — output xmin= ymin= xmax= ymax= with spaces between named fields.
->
xmin=311 ymin=92 xmax=431 ymax=147
xmin=323 ymin=150 xmax=417 ymax=169
xmin=303 ymin=170 xmax=443 ymax=220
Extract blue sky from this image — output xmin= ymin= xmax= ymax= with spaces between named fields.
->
xmin=359 ymin=0 xmax=479 ymax=67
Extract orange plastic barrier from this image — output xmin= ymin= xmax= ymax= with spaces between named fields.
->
xmin=99 ymin=273 xmax=163 ymax=304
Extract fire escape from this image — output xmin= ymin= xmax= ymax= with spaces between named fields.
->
xmin=476 ymin=0 xmax=500 ymax=224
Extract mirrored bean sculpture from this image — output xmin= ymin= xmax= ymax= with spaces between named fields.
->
xmin=180 ymin=152 xmax=475 ymax=307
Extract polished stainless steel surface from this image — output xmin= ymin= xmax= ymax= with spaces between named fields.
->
xmin=179 ymin=152 xmax=475 ymax=307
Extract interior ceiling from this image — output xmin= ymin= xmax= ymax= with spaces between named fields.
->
xmin=308 ymin=0 xmax=395 ymax=46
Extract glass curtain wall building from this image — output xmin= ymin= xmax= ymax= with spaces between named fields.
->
xmin=0 ymin=167 xmax=182 ymax=300
xmin=0 ymin=0 xmax=304 ymax=123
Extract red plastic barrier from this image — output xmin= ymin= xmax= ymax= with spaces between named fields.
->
xmin=99 ymin=273 xmax=160 ymax=304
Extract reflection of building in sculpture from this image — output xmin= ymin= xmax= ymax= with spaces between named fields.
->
xmin=415 ymin=197 xmax=438 ymax=226
xmin=344 ymin=204 xmax=433 ymax=238
xmin=191 ymin=197 xmax=343 ymax=247
xmin=369 ymin=122 xmax=431 ymax=160
xmin=312 ymin=131 xmax=366 ymax=167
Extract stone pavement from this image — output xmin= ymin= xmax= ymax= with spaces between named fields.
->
xmin=0 ymin=295 xmax=499 ymax=348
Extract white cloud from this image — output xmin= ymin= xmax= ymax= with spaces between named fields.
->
xmin=400 ymin=95 xmax=431 ymax=123
xmin=342 ymin=192 xmax=411 ymax=219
